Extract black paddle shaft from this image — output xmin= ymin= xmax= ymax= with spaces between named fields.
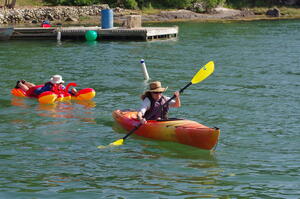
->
xmin=122 ymin=81 xmax=193 ymax=140
xmin=170 ymin=82 xmax=192 ymax=101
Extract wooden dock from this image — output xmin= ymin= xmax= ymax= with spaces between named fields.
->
xmin=11 ymin=26 xmax=178 ymax=41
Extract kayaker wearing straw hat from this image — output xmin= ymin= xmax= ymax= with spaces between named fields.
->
xmin=137 ymin=81 xmax=181 ymax=124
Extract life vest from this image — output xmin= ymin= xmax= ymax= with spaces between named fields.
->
xmin=25 ymin=85 xmax=43 ymax=97
xmin=46 ymin=82 xmax=66 ymax=96
xmin=144 ymin=96 xmax=169 ymax=120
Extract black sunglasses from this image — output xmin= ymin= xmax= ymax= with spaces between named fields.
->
xmin=152 ymin=92 xmax=162 ymax=94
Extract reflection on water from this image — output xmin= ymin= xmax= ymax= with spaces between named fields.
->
xmin=11 ymin=97 xmax=96 ymax=123
xmin=10 ymin=97 xmax=29 ymax=108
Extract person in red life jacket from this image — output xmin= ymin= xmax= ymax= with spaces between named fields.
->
xmin=34 ymin=75 xmax=77 ymax=96
xmin=137 ymin=81 xmax=181 ymax=124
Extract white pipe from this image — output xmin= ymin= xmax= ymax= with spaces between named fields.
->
xmin=140 ymin=59 xmax=149 ymax=80
xmin=57 ymin=30 xmax=61 ymax=41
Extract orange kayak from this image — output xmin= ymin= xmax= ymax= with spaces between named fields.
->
xmin=112 ymin=109 xmax=220 ymax=150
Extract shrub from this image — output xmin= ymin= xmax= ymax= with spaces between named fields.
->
xmin=123 ymin=0 xmax=138 ymax=9
xmin=205 ymin=0 xmax=225 ymax=9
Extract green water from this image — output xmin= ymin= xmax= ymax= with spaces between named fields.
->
xmin=0 ymin=20 xmax=299 ymax=198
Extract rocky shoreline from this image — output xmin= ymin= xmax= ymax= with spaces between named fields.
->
xmin=0 ymin=5 xmax=109 ymax=24
xmin=141 ymin=8 xmax=255 ymax=22
xmin=0 ymin=5 xmax=298 ymax=25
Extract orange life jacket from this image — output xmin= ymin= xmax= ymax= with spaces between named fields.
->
xmin=47 ymin=82 xmax=66 ymax=95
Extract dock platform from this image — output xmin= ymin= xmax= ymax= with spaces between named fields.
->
xmin=11 ymin=26 xmax=178 ymax=41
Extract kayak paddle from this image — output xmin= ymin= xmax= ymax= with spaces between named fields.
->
xmin=97 ymin=61 xmax=215 ymax=149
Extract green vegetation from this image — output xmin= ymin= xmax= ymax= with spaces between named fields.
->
xmin=13 ymin=0 xmax=300 ymax=10
xmin=226 ymin=0 xmax=299 ymax=8
xmin=41 ymin=0 xmax=300 ymax=9
xmin=20 ymin=0 xmax=228 ymax=9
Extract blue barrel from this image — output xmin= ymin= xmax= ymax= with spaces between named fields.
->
xmin=101 ymin=9 xmax=113 ymax=29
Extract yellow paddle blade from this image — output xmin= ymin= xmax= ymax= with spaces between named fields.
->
xmin=109 ymin=139 xmax=124 ymax=146
xmin=191 ymin=61 xmax=214 ymax=84
xmin=97 ymin=139 xmax=124 ymax=149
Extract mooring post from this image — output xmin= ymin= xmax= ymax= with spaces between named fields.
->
xmin=140 ymin=59 xmax=150 ymax=81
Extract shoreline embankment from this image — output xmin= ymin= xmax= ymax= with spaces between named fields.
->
xmin=1 ymin=5 xmax=299 ymax=25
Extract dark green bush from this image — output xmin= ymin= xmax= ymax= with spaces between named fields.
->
xmin=226 ymin=0 xmax=292 ymax=8
xmin=123 ymin=0 xmax=138 ymax=9
xmin=45 ymin=0 xmax=97 ymax=5
xmin=164 ymin=0 xmax=194 ymax=8
xmin=44 ymin=0 xmax=295 ymax=9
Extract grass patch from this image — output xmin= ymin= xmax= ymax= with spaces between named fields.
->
xmin=141 ymin=8 xmax=177 ymax=15
xmin=79 ymin=16 xmax=91 ymax=21
xmin=16 ymin=0 xmax=46 ymax=6
xmin=279 ymin=7 xmax=300 ymax=16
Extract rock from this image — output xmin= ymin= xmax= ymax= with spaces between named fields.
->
xmin=114 ymin=7 xmax=124 ymax=13
xmin=213 ymin=7 xmax=241 ymax=15
xmin=239 ymin=9 xmax=255 ymax=17
xmin=0 ymin=13 xmax=4 ymax=24
xmin=65 ymin=16 xmax=78 ymax=22
xmin=47 ymin=14 xmax=55 ymax=21
xmin=189 ymin=2 xmax=205 ymax=13
xmin=266 ymin=8 xmax=281 ymax=17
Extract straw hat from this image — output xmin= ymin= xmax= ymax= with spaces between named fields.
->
xmin=146 ymin=81 xmax=168 ymax=93
xmin=50 ymin=75 xmax=64 ymax=84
